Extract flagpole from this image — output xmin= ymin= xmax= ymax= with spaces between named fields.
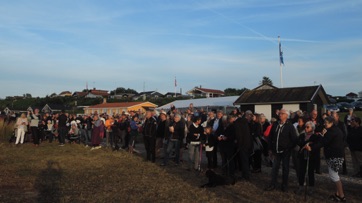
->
xmin=278 ymin=36 xmax=284 ymax=88
xmin=174 ymin=76 xmax=176 ymax=98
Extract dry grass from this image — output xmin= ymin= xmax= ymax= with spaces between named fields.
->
xmin=1 ymin=140 xmax=361 ymax=202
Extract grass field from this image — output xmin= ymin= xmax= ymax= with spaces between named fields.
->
xmin=1 ymin=140 xmax=362 ymax=203
xmin=1 ymin=112 xmax=362 ymax=202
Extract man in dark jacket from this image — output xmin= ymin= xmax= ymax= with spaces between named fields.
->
xmin=162 ymin=114 xmax=184 ymax=166
xmin=266 ymin=109 xmax=297 ymax=192
xmin=58 ymin=110 xmax=68 ymax=146
xmin=333 ymin=111 xmax=348 ymax=175
xmin=143 ymin=110 xmax=158 ymax=162
xmin=347 ymin=117 xmax=362 ymax=177
xmin=212 ymin=110 xmax=224 ymax=168
xmin=234 ymin=111 xmax=253 ymax=181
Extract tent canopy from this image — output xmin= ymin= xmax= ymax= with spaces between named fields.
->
xmin=157 ymin=96 xmax=239 ymax=110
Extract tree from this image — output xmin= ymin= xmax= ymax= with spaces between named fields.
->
xmin=259 ymin=76 xmax=273 ymax=86
xmin=224 ymin=87 xmax=249 ymax=96
xmin=110 ymin=87 xmax=138 ymax=95
xmin=23 ymin=93 xmax=32 ymax=98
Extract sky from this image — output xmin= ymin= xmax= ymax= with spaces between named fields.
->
xmin=0 ymin=0 xmax=361 ymax=98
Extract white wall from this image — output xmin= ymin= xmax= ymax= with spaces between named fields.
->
xmin=255 ymin=105 xmax=272 ymax=120
xmin=282 ymin=104 xmax=300 ymax=112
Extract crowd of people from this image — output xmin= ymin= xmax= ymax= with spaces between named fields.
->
xmin=6 ymin=104 xmax=362 ymax=202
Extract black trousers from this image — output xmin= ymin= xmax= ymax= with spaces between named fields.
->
xmin=144 ymin=136 xmax=156 ymax=162
xmin=212 ymin=139 xmax=219 ymax=168
xmin=314 ymin=149 xmax=321 ymax=173
xmin=58 ymin=127 xmax=67 ymax=145
xmin=31 ymin=127 xmax=39 ymax=145
xmin=206 ymin=151 xmax=214 ymax=169
xmin=298 ymin=155 xmax=316 ymax=186
xmin=220 ymin=147 xmax=235 ymax=177
xmin=252 ymin=150 xmax=262 ymax=170
xmin=238 ymin=149 xmax=251 ymax=180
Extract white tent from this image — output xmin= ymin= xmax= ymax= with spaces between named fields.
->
xmin=157 ymin=96 xmax=239 ymax=112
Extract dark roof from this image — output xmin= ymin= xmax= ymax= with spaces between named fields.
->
xmin=234 ymin=85 xmax=329 ymax=105
xmin=194 ymin=87 xmax=224 ymax=95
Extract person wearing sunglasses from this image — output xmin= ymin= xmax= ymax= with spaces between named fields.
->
xmin=295 ymin=121 xmax=321 ymax=195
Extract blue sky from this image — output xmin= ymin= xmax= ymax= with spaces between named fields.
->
xmin=0 ymin=0 xmax=361 ymax=98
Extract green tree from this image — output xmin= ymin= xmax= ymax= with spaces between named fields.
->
xmin=259 ymin=76 xmax=273 ymax=86
xmin=224 ymin=87 xmax=249 ymax=96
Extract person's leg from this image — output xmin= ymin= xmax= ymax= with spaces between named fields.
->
xmin=350 ymin=151 xmax=359 ymax=175
xmin=315 ymin=149 xmax=321 ymax=173
xmin=20 ymin=129 xmax=25 ymax=144
xmin=15 ymin=128 xmax=22 ymax=144
xmin=206 ymin=152 xmax=212 ymax=169
xmin=308 ymin=157 xmax=316 ymax=187
xmin=281 ymin=151 xmax=291 ymax=190
xmin=48 ymin=132 xmax=53 ymax=143
xmin=174 ymin=140 xmax=180 ymax=164
xmin=120 ymin=130 xmax=126 ymax=148
xmin=213 ymin=139 xmax=218 ymax=168
xmin=270 ymin=153 xmax=282 ymax=187
xmin=32 ymin=127 xmax=39 ymax=145
xmin=163 ymin=140 xmax=172 ymax=165
xmin=292 ymin=150 xmax=300 ymax=179
xmin=298 ymin=157 xmax=307 ymax=186
xmin=150 ymin=137 xmax=156 ymax=162
xmin=144 ymin=136 xmax=150 ymax=161
xmin=188 ymin=144 xmax=195 ymax=169
xmin=253 ymin=150 xmax=262 ymax=171
xmin=227 ymin=148 xmax=236 ymax=177
xmin=194 ymin=145 xmax=200 ymax=170
xmin=240 ymin=150 xmax=251 ymax=180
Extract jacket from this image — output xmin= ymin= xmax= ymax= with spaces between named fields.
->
xmin=143 ymin=117 xmax=157 ymax=137
xmin=187 ymin=123 xmax=204 ymax=144
xmin=269 ymin=121 xmax=297 ymax=153
xmin=170 ymin=120 xmax=185 ymax=140
xmin=234 ymin=116 xmax=253 ymax=153
xmin=219 ymin=123 xmax=236 ymax=150
xmin=347 ymin=126 xmax=362 ymax=151
xmin=315 ymin=125 xmax=344 ymax=159
xmin=297 ymin=133 xmax=321 ymax=158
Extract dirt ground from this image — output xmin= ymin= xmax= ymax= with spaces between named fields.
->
xmin=0 ymin=140 xmax=361 ymax=203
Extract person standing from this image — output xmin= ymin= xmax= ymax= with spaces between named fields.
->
xmin=162 ymin=114 xmax=184 ymax=166
xmin=266 ymin=109 xmax=298 ymax=192
xmin=234 ymin=110 xmax=253 ymax=181
xmin=187 ymin=116 xmax=204 ymax=171
xmin=212 ymin=110 xmax=224 ymax=168
xmin=84 ymin=115 xmax=93 ymax=147
xmin=91 ymin=115 xmax=103 ymax=150
xmin=333 ymin=111 xmax=348 ymax=175
xmin=28 ymin=108 xmax=41 ymax=147
xmin=142 ymin=110 xmax=157 ymax=162
xmin=105 ymin=115 xmax=114 ymax=148
xmin=295 ymin=121 xmax=321 ymax=195
xmin=15 ymin=113 xmax=28 ymax=145
xmin=219 ymin=115 xmax=236 ymax=177
xmin=156 ymin=112 xmax=168 ymax=158
xmin=309 ymin=110 xmax=323 ymax=174
xmin=58 ymin=110 xmax=68 ymax=146
xmin=347 ymin=117 xmax=362 ymax=178
xmin=316 ymin=116 xmax=346 ymax=202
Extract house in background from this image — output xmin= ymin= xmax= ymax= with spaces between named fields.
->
xmin=346 ymin=92 xmax=358 ymax=100
xmin=132 ymin=91 xmax=164 ymax=100
xmin=164 ymin=92 xmax=182 ymax=98
xmin=41 ymin=104 xmax=70 ymax=114
xmin=186 ymin=87 xmax=225 ymax=98
xmin=84 ymin=101 xmax=157 ymax=115
xmin=234 ymin=85 xmax=330 ymax=120
xmin=58 ymin=91 xmax=72 ymax=97
xmin=72 ymin=91 xmax=88 ymax=98
xmin=85 ymin=88 xmax=109 ymax=98
xmin=111 ymin=93 xmax=136 ymax=99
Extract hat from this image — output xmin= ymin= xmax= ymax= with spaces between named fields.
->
xmin=160 ymin=110 xmax=167 ymax=116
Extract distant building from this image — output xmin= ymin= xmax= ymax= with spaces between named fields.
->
xmin=164 ymin=92 xmax=182 ymax=98
xmin=72 ymin=91 xmax=88 ymax=98
xmin=346 ymin=92 xmax=358 ymax=100
xmin=84 ymin=101 xmax=157 ymax=115
xmin=186 ymin=87 xmax=225 ymax=98
xmin=58 ymin=91 xmax=72 ymax=97
xmin=234 ymin=85 xmax=330 ymax=120
xmin=110 ymin=93 xmax=135 ymax=99
xmin=133 ymin=91 xmax=164 ymax=100
xmin=41 ymin=104 xmax=70 ymax=114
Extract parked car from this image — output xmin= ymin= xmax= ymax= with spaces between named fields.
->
xmin=351 ymin=101 xmax=362 ymax=111
xmin=336 ymin=102 xmax=354 ymax=112
xmin=323 ymin=104 xmax=340 ymax=112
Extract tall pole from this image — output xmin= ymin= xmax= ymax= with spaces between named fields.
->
xmin=174 ymin=76 xmax=177 ymax=98
xmin=278 ymin=36 xmax=284 ymax=88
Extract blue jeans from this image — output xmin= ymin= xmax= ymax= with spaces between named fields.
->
xmin=270 ymin=150 xmax=291 ymax=188
xmin=163 ymin=139 xmax=180 ymax=165
xmin=85 ymin=130 xmax=92 ymax=145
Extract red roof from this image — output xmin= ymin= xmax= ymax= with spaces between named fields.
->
xmin=195 ymin=88 xmax=224 ymax=95
xmin=90 ymin=90 xmax=109 ymax=96
xmin=88 ymin=102 xmax=146 ymax=109
xmin=73 ymin=92 xmax=88 ymax=97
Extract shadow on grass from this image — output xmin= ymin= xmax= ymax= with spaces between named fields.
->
xmin=35 ymin=160 xmax=63 ymax=203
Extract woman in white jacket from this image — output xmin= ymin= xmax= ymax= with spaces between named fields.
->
xmin=15 ymin=113 xmax=28 ymax=145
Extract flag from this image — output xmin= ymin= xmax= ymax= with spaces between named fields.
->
xmin=279 ymin=37 xmax=284 ymax=66
xmin=174 ymin=77 xmax=177 ymax=87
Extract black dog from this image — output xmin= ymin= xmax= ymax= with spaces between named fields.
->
xmin=200 ymin=170 xmax=235 ymax=188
